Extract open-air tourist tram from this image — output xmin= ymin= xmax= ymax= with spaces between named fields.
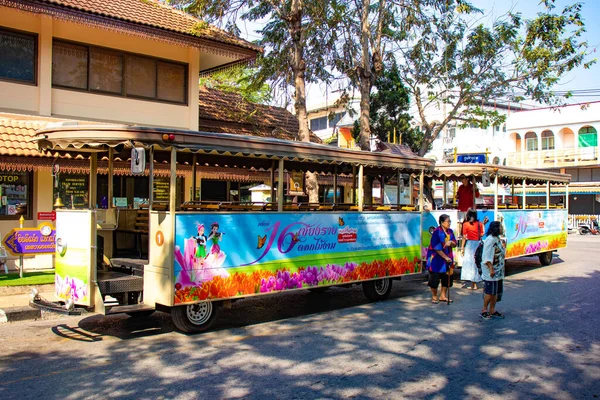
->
xmin=426 ymin=163 xmax=571 ymax=266
xmin=32 ymin=124 xmax=435 ymax=332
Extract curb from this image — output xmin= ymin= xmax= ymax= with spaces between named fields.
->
xmin=0 ymin=306 xmax=42 ymax=323
xmin=0 ymin=284 xmax=55 ymax=295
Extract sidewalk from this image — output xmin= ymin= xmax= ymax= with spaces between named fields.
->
xmin=0 ymin=284 xmax=56 ymax=323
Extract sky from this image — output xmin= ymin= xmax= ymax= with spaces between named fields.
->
xmin=234 ymin=0 xmax=600 ymax=107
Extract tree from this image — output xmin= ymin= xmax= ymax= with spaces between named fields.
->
xmin=168 ymin=0 xmax=336 ymax=202
xmin=391 ymin=0 xmax=594 ymax=156
xmin=370 ymin=62 xmax=425 ymax=154
xmin=199 ymin=65 xmax=271 ymax=104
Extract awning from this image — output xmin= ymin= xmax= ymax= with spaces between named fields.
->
xmin=513 ymin=183 xmax=600 ymax=196
xmin=34 ymin=124 xmax=436 ymax=173
xmin=431 ymin=162 xmax=570 ymax=184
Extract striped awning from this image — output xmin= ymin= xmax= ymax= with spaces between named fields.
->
xmin=513 ymin=183 xmax=600 ymax=196
xmin=431 ymin=163 xmax=570 ymax=184
xmin=34 ymin=124 xmax=435 ymax=173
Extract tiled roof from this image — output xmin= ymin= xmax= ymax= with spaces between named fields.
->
xmin=374 ymin=141 xmax=419 ymax=158
xmin=0 ymin=93 xmax=320 ymax=158
xmin=198 ymin=87 xmax=322 ymax=143
xmin=3 ymin=0 xmax=260 ymax=53
xmin=0 ymin=113 xmax=63 ymax=157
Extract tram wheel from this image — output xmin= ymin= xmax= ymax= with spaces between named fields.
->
xmin=362 ymin=278 xmax=393 ymax=301
xmin=539 ymin=251 xmax=553 ymax=266
xmin=171 ymin=301 xmax=220 ymax=333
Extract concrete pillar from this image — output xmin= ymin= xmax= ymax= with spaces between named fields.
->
xmin=188 ymin=48 xmax=200 ymax=131
xmin=574 ymin=128 xmax=580 ymax=166
xmin=520 ymin=132 xmax=525 ymax=166
xmin=536 ymin=131 xmax=542 ymax=168
xmin=38 ymin=16 xmax=53 ymax=116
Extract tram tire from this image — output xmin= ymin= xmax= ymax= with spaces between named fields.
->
xmin=539 ymin=251 xmax=553 ymax=266
xmin=362 ymin=278 xmax=393 ymax=301
xmin=126 ymin=310 xmax=155 ymax=319
xmin=171 ymin=301 xmax=220 ymax=333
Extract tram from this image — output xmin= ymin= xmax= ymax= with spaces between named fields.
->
xmin=425 ymin=163 xmax=570 ymax=266
xmin=32 ymin=124 xmax=434 ymax=332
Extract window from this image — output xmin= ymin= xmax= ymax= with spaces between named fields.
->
xmin=578 ymin=126 xmax=598 ymax=148
xmin=0 ymin=28 xmax=36 ymax=84
xmin=541 ymin=130 xmax=555 ymax=150
xmin=310 ymin=116 xmax=327 ymax=131
xmin=157 ymin=61 xmax=186 ymax=103
xmin=525 ymin=132 xmax=538 ymax=151
xmin=0 ymin=171 xmax=32 ymax=220
xmin=200 ymin=180 xmax=227 ymax=202
xmin=125 ymin=55 xmax=156 ymax=98
xmin=52 ymin=41 xmax=88 ymax=89
xmin=89 ymin=47 xmax=122 ymax=94
xmin=52 ymin=40 xmax=187 ymax=104
xmin=448 ymin=125 xmax=456 ymax=138
xmin=319 ymin=186 xmax=343 ymax=203
xmin=329 ymin=112 xmax=345 ymax=128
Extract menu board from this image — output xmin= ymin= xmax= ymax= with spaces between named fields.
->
xmin=58 ymin=175 xmax=89 ymax=208
xmin=152 ymin=177 xmax=182 ymax=205
xmin=153 ymin=177 xmax=170 ymax=203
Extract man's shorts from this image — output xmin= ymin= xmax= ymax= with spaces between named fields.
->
xmin=428 ymin=271 xmax=454 ymax=288
xmin=484 ymin=279 xmax=504 ymax=301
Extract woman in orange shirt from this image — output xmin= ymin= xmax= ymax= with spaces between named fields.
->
xmin=460 ymin=209 xmax=487 ymax=289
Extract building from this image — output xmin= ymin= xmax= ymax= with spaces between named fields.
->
xmin=0 ymin=0 xmax=261 ymax=270
xmin=307 ymin=96 xmax=360 ymax=148
xmin=505 ymin=101 xmax=600 ymax=214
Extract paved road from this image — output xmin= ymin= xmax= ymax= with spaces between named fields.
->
xmin=1 ymin=235 xmax=599 ymax=399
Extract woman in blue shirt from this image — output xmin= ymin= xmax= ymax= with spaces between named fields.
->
xmin=426 ymin=214 xmax=457 ymax=303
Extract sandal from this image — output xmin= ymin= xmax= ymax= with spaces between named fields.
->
xmin=480 ymin=311 xmax=491 ymax=320
xmin=431 ymin=298 xmax=439 ymax=304
xmin=439 ymin=298 xmax=453 ymax=303
xmin=490 ymin=311 xmax=505 ymax=319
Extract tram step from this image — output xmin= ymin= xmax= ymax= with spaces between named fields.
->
xmin=97 ymin=272 xmax=144 ymax=295
xmin=106 ymin=304 xmax=155 ymax=315
xmin=110 ymin=258 xmax=147 ymax=277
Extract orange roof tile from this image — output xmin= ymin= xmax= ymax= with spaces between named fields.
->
xmin=198 ymin=87 xmax=322 ymax=143
xmin=0 ymin=113 xmax=60 ymax=157
xmin=3 ymin=0 xmax=260 ymax=53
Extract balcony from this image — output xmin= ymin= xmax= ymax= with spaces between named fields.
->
xmin=506 ymin=147 xmax=599 ymax=168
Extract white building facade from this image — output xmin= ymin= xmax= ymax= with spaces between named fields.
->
xmin=505 ymin=101 xmax=600 ymax=214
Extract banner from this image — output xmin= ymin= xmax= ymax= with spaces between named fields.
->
xmin=173 ymin=212 xmax=422 ymax=304
xmin=421 ymin=211 xmax=459 ymax=260
xmin=54 ymin=210 xmax=93 ymax=306
xmin=499 ymin=209 xmax=567 ymax=258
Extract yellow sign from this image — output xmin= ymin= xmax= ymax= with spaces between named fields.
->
xmin=288 ymin=171 xmax=304 ymax=196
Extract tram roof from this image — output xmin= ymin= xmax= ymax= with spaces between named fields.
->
xmin=34 ymin=124 xmax=435 ymax=172
xmin=431 ymin=163 xmax=571 ymax=185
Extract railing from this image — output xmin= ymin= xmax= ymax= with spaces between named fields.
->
xmin=506 ymin=147 xmax=599 ymax=168
xmin=569 ymin=214 xmax=600 ymax=228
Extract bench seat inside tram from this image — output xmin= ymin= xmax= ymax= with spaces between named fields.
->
xmin=175 ymin=202 xmax=420 ymax=212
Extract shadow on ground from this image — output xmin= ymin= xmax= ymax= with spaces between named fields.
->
xmin=1 ymin=254 xmax=598 ymax=399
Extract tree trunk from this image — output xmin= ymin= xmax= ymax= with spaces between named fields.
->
xmin=359 ymin=0 xmax=372 ymax=204
xmin=290 ymin=0 xmax=319 ymax=203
